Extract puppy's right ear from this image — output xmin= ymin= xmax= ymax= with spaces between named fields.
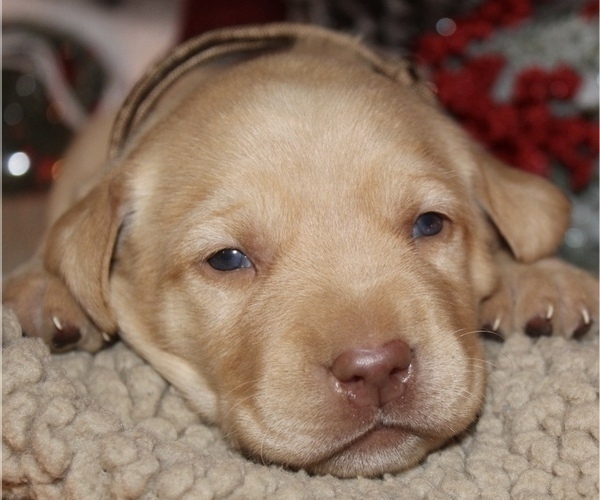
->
xmin=43 ymin=165 xmax=131 ymax=334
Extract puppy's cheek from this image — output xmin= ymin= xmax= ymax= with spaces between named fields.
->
xmin=109 ymin=269 xmax=244 ymax=422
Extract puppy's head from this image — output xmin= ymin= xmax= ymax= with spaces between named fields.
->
xmin=44 ymin=24 xmax=570 ymax=477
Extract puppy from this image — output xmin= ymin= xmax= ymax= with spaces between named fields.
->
xmin=3 ymin=24 xmax=598 ymax=478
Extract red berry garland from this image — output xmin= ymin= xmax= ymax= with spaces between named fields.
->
xmin=415 ymin=0 xmax=598 ymax=191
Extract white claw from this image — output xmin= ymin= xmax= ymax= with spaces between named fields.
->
xmin=582 ymin=309 xmax=591 ymax=325
xmin=52 ymin=316 xmax=63 ymax=331
xmin=102 ymin=332 xmax=111 ymax=343
xmin=546 ymin=304 xmax=554 ymax=320
xmin=492 ymin=316 xmax=502 ymax=332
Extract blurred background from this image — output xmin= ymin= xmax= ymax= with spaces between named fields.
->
xmin=3 ymin=0 xmax=598 ymax=274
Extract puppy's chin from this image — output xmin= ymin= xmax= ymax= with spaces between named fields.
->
xmin=308 ymin=427 xmax=441 ymax=478
xmin=232 ymin=410 xmax=469 ymax=478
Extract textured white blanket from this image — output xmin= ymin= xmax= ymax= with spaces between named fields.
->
xmin=2 ymin=308 xmax=598 ymax=499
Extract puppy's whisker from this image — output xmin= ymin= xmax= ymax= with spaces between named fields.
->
xmin=222 ymin=379 xmax=260 ymax=400
xmin=473 ymin=328 xmax=505 ymax=341
xmin=454 ymin=328 xmax=477 ymax=337
xmin=489 ymin=351 xmax=519 ymax=372
xmin=456 ymin=385 xmax=488 ymax=407
xmin=455 ymin=327 xmax=502 ymax=342
xmin=257 ymin=421 xmax=281 ymax=466
xmin=441 ymin=357 xmax=496 ymax=373
xmin=469 ymin=358 xmax=499 ymax=370
xmin=222 ymin=394 xmax=257 ymax=421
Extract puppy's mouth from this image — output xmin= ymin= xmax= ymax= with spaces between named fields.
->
xmin=306 ymin=421 xmax=428 ymax=477
xmin=342 ymin=423 xmax=414 ymax=453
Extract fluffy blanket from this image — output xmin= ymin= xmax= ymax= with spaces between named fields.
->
xmin=2 ymin=307 xmax=598 ymax=499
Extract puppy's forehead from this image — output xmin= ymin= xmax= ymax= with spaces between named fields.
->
xmin=133 ymin=52 xmax=472 ymax=234
xmin=162 ymin=54 xmax=462 ymax=181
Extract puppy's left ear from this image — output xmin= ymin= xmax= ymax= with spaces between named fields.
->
xmin=42 ymin=166 xmax=130 ymax=334
xmin=474 ymin=150 xmax=571 ymax=263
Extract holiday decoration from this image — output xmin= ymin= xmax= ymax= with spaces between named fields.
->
xmin=415 ymin=0 xmax=598 ymax=192
xmin=2 ymin=24 xmax=105 ymax=192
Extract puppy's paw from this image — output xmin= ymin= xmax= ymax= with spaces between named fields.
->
xmin=480 ymin=257 xmax=598 ymax=339
xmin=3 ymin=260 xmax=116 ymax=352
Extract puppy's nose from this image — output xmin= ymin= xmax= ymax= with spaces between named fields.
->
xmin=331 ymin=339 xmax=412 ymax=407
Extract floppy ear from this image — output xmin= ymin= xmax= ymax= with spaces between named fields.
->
xmin=42 ymin=166 xmax=130 ymax=334
xmin=474 ymin=150 xmax=571 ymax=263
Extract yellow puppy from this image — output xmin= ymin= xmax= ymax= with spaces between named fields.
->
xmin=3 ymin=24 xmax=597 ymax=478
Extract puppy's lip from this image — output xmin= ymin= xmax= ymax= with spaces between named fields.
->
xmin=305 ymin=422 xmax=424 ymax=475
xmin=348 ymin=423 xmax=414 ymax=451
xmin=312 ymin=420 xmax=421 ymax=464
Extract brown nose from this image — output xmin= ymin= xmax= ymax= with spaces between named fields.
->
xmin=330 ymin=339 xmax=412 ymax=407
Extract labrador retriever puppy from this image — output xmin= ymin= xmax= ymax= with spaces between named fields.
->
xmin=3 ymin=24 xmax=598 ymax=478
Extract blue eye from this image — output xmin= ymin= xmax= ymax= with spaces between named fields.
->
xmin=412 ymin=212 xmax=444 ymax=238
xmin=207 ymin=249 xmax=253 ymax=271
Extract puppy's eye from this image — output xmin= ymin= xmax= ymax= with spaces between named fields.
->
xmin=412 ymin=212 xmax=444 ymax=238
xmin=207 ymin=249 xmax=253 ymax=271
